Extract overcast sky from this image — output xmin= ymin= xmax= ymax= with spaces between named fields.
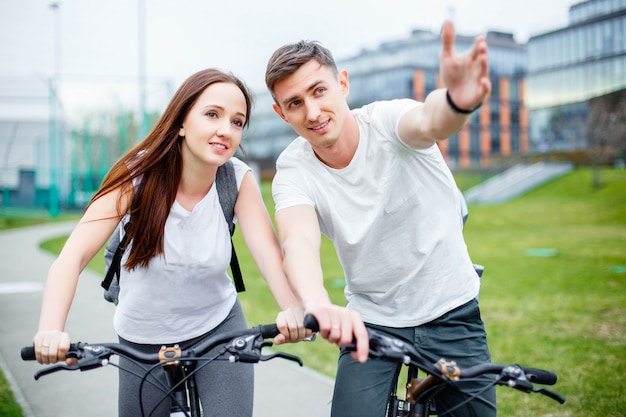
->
xmin=1 ymin=0 xmax=580 ymax=117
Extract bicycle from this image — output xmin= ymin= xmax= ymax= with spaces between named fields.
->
xmin=22 ymin=322 xmax=303 ymax=417
xmin=303 ymin=314 xmax=565 ymax=417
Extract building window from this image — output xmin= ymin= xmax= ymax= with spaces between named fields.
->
xmin=491 ymin=125 xmax=500 ymax=154
xmin=470 ymin=125 xmax=481 ymax=163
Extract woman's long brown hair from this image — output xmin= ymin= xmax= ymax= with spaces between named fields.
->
xmin=87 ymin=69 xmax=253 ymax=270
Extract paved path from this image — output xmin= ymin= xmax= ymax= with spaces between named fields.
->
xmin=0 ymin=222 xmax=333 ymax=416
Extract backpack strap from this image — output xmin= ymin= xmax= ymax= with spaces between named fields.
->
xmin=101 ymin=223 xmax=129 ymax=291
xmin=101 ymin=160 xmax=245 ymax=293
xmin=215 ymin=161 xmax=237 ymax=235
xmin=215 ymin=160 xmax=245 ymax=292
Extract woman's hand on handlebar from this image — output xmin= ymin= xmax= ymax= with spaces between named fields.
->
xmin=274 ymin=306 xmax=311 ymax=344
xmin=32 ymin=330 xmax=74 ymax=365
xmin=305 ymin=304 xmax=370 ymax=363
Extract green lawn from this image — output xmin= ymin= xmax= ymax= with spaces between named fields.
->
xmin=463 ymin=168 xmax=626 ymax=416
xmin=4 ymin=166 xmax=625 ymax=417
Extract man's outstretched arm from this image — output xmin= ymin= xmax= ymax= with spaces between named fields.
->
xmin=399 ymin=20 xmax=491 ymax=149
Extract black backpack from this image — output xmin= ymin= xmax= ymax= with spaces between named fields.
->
xmin=100 ymin=160 xmax=245 ymax=304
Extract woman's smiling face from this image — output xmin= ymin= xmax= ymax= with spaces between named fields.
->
xmin=179 ymin=82 xmax=248 ymax=167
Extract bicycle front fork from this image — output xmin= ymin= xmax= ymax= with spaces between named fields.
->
xmin=163 ymin=361 xmax=201 ymax=417
xmin=387 ymin=364 xmax=435 ymax=417
xmin=388 ymin=397 xmax=435 ymax=417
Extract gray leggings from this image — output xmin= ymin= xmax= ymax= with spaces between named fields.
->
xmin=117 ymin=300 xmax=253 ymax=417
xmin=331 ymin=298 xmax=497 ymax=417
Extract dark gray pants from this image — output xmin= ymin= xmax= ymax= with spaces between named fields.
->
xmin=331 ymin=298 xmax=497 ymax=417
xmin=117 ymin=300 xmax=253 ymax=417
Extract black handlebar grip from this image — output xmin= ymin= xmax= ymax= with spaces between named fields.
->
xmin=523 ymin=366 xmax=558 ymax=385
xmin=21 ymin=343 xmax=80 ymax=361
xmin=303 ymin=314 xmax=319 ymax=332
xmin=258 ymin=323 xmax=280 ymax=339
xmin=21 ymin=346 xmax=36 ymax=361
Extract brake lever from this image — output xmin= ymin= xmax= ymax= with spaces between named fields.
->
xmin=32 ymin=343 xmax=113 ymax=380
xmin=225 ymin=335 xmax=302 ymax=366
xmin=498 ymin=366 xmax=566 ymax=404
xmin=534 ymin=387 xmax=566 ymax=404
xmin=34 ymin=363 xmax=80 ymax=380
xmin=259 ymin=351 xmax=303 ymax=366
xmin=506 ymin=379 xmax=566 ymax=405
xmin=499 ymin=366 xmax=534 ymax=393
xmin=344 ymin=331 xmax=423 ymax=367
xmin=367 ymin=331 xmax=435 ymax=372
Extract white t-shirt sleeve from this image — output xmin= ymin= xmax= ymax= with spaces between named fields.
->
xmin=230 ymin=156 xmax=252 ymax=189
xmin=272 ymin=141 xmax=316 ymax=212
xmin=360 ymin=98 xmax=422 ymax=148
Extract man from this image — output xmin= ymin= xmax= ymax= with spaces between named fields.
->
xmin=267 ymin=21 xmax=496 ymax=416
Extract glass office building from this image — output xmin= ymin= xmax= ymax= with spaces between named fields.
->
xmin=526 ymin=0 xmax=626 ymax=152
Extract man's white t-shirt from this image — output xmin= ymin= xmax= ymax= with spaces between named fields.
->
xmin=114 ymin=157 xmax=250 ymax=344
xmin=272 ymin=99 xmax=479 ymax=327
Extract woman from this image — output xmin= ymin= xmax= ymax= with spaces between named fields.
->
xmin=32 ymin=69 xmax=304 ymax=416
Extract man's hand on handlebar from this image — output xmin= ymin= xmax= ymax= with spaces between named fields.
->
xmin=303 ymin=305 xmax=370 ymax=363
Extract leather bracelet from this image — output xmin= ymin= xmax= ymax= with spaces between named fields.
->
xmin=445 ymin=90 xmax=482 ymax=114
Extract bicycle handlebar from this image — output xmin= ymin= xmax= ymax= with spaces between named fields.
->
xmin=22 ymin=323 xmax=280 ymax=362
xmin=22 ymin=322 xmax=299 ymax=380
xmin=303 ymin=314 xmax=565 ymax=404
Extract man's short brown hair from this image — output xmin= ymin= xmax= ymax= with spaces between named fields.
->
xmin=265 ymin=40 xmax=338 ymax=100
